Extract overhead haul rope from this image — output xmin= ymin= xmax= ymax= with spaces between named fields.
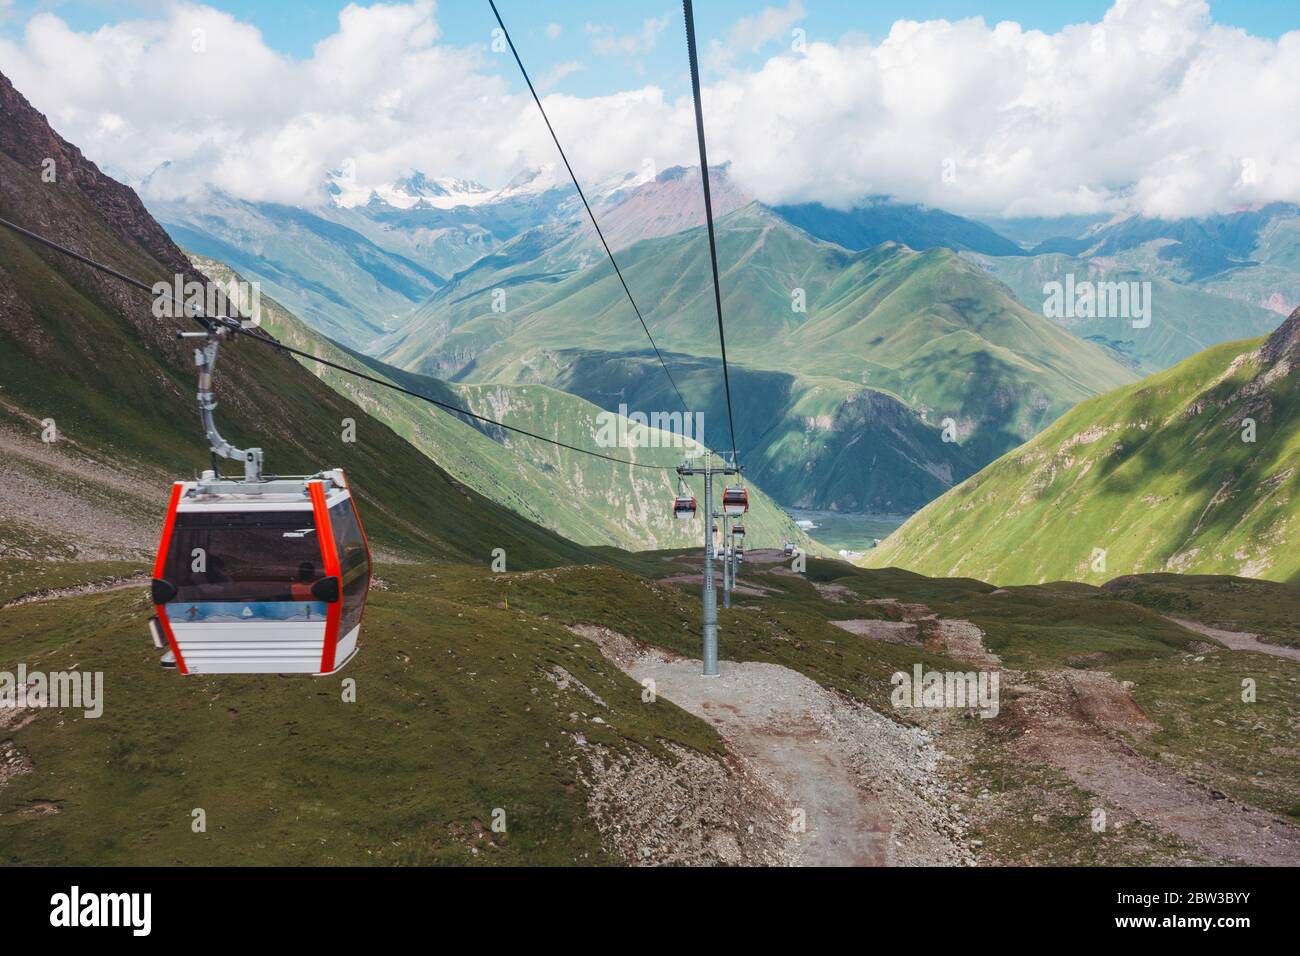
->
xmin=487 ymin=0 xmax=694 ymax=421
xmin=0 ymin=215 xmax=674 ymax=471
xmin=682 ymin=0 xmax=739 ymax=467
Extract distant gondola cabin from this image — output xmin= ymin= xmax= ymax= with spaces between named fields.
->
xmin=722 ymin=486 xmax=748 ymax=516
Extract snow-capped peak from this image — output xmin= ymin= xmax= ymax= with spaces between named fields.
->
xmin=327 ymin=169 xmax=492 ymax=210
xmin=486 ymin=163 xmax=566 ymax=202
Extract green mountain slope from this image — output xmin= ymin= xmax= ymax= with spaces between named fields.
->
xmin=864 ymin=309 xmax=1300 ymax=585
xmin=193 ymin=257 xmax=815 ymax=553
xmin=378 ymin=203 xmax=1135 ymax=510
xmin=967 ymin=251 xmax=1282 ymax=372
xmin=538 ymin=350 xmax=981 ymax=513
xmin=151 ymin=190 xmax=446 ymax=350
xmin=0 ymin=564 xmax=722 ymax=864
xmin=771 ymin=198 xmax=1026 ymax=256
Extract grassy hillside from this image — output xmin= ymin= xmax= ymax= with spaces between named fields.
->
xmin=968 ymin=250 xmax=1281 ymax=371
xmin=394 ymin=205 xmax=1131 ymax=408
xmin=0 ymin=69 xmax=599 ymax=571
xmin=0 ymin=207 xmax=592 ymax=569
xmin=539 ymin=350 xmax=980 ymax=513
xmin=3 ymin=556 xmax=1296 ymax=864
xmin=0 ymin=563 xmax=723 ymax=864
xmin=864 ymin=310 xmax=1300 ymax=585
xmin=1103 ymin=573 xmax=1300 ymax=649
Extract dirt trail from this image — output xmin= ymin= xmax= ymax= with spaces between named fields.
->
xmin=571 ymin=625 xmax=970 ymax=867
xmin=1012 ymin=671 xmax=1300 ymax=865
xmin=1 ymin=573 xmax=149 ymax=609
xmin=811 ymin=581 xmax=855 ymax=603
xmin=830 ymin=615 xmax=999 ymax=667
xmin=629 ymin=659 xmax=891 ymax=865
xmin=1167 ymin=616 xmax=1300 ymax=663
xmin=831 ymin=619 xmax=920 ymax=644
xmin=924 ymin=619 xmax=1001 ymax=666
xmin=0 ymin=423 xmax=160 ymax=560
xmin=836 ymin=607 xmax=1300 ymax=864
xmin=737 ymin=548 xmax=794 ymax=565
xmin=916 ymin=618 xmax=1300 ymax=864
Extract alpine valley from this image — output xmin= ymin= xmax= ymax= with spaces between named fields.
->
xmin=4 ymin=0 xmax=1300 ymax=874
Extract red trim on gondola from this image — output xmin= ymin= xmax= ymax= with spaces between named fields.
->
xmin=152 ymin=482 xmax=183 ymax=579
xmin=310 ymin=481 xmax=343 ymax=674
xmin=155 ymin=606 xmax=186 ymax=676
xmin=153 ymin=482 xmax=189 ymax=675
xmin=338 ymin=471 xmax=372 ymax=630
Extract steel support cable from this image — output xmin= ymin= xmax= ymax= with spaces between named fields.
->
xmin=682 ymin=0 xmax=740 ymax=467
xmin=0 ymin=214 xmax=672 ymax=471
xmin=488 ymin=0 xmax=693 ymax=421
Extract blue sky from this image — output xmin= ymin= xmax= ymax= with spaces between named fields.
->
xmin=1 ymin=0 xmax=1295 ymax=218
xmin=2 ymin=0 xmax=1293 ymax=99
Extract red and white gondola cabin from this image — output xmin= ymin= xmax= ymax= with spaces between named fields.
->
xmin=721 ymin=486 xmax=749 ymax=516
xmin=673 ymin=495 xmax=697 ymax=519
xmin=149 ymin=469 xmax=371 ymax=675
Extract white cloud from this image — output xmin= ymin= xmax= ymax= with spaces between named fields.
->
xmin=538 ymin=59 xmax=586 ymax=92
xmin=544 ymin=22 xmax=562 ymax=41
xmin=0 ymin=1 xmax=519 ymax=205
xmin=0 ymin=0 xmax=1297 ymax=219
xmin=585 ymin=16 xmax=670 ymax=57
xmin=699 ymin=0 xmax=1300 ymax=218
xmin=708 ymin=0 xmax=806 ymax=70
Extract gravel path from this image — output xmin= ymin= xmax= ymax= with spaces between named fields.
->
xmin=0 ymin=423 xmax=160 ymax=560
xmin=628 ymin=659 xmax=892 ymax=866
xmin=830 ymin=619 xmax=920 ymax=644
xmin=1167 ymin=616 xmax=1300 ymax=662
xmin=1 ymin=573 xmax=149 ymax=609
xmin=1012 ymin=671 xmax=1300 ymax=865
xmin=573 ymin=625 xmax=971 ymax=867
